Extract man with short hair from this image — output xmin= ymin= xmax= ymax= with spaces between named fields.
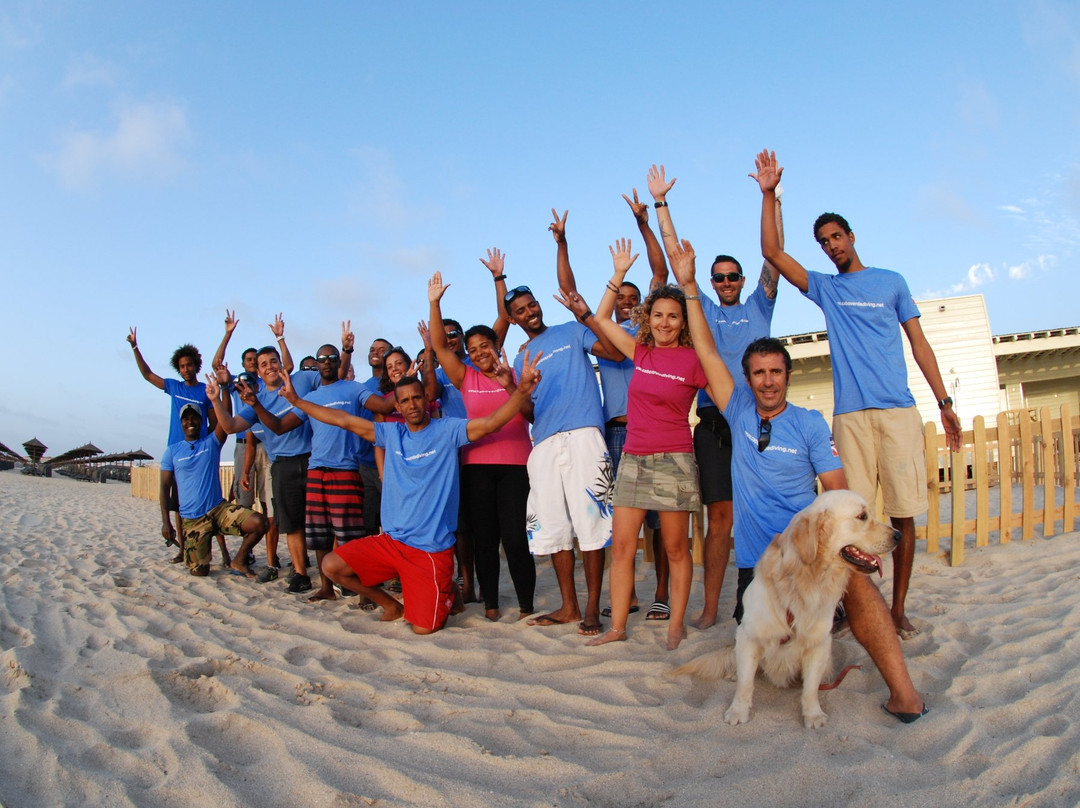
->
xmin=753 ymin=149 xmax=962 ymax=639
xmin=670 ymin=237 xmax=928 ymax=722
xmin=505 ymin=210 xmax=625 ymax=636
xmin=648 ymin=163 xmax=784 ymax=630
xmin=160 ymin=403 xmax=267 ymax=579
xmin=280 ymin=358 xmax=541 ymax=635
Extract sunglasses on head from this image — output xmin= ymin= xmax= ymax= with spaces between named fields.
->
xmin=315 ymin=354 xmax=340 ymax=363
xmin=444 ymin=330 xmax=462 ymax=340
xmin=503 ymin=285 xmax=532 ymax=304
xmin=712 ymin=271 xmax=744 ymax=283
xmin=757 ymin=417 xmax=772 ymax=453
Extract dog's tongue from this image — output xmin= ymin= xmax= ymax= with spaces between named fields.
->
xmin=872 ymin=555 xmax=884 ymax=578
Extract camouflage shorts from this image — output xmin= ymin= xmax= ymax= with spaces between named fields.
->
xmin=612 ymin=451 xmax=701 ymax=512
xmin=182 ymin=501 xmax=255 ymax=571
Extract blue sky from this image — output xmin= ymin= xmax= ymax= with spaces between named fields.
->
xmin=2 ymin=1 xmax=1078 ymax=457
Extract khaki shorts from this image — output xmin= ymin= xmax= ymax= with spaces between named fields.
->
xmin=613 ymin=452 xmax=700 ymax=512
xmin=253 ymin=444 xmax=274 ymax=518
xmin=833 ymin=407 xmax=927 ymax=518
xmin=182 ymin=501 xmax=257 ymax=570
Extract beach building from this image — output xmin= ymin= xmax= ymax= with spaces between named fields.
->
xmin=779 ymin=293 xmax=1080 ymax=429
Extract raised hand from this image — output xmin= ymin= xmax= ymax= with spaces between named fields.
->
xmin=647 ymin=164 xmax=676 ymax=201
xmin=553 ymin=287 xmax=590 ymax=319
xmin=479 ymin=248 xmax=505 ymax=277
xmin=492 ymin=347 xmax=515 ymax=388
xmin=609 ymin=238 xmax=640 ymax=277
xmin=667 ymin=238 xmax=698 ymax=287
xmin=428 ymin=272 xmax=450 ymax=303
xmin=341 ymin=320 xmax=354 ymax=353
xmin=269 ymin=313 xmax=285 ymax=338
xmin=127 ymin=326 xmax=137 ymax=347
xmin=236 ymin=377 xmax=257 ymax=405
xmin=750 ymin=149 xmax=783 ymax=193
xmin=224 ymin=309 xmax=238 ymax=333
xmin=204 ymin=373 xmax=221 ymax=400
xmin=215 ymin=363 xmax=232 ymax=385
xmin=417 ymin=320 xmax=434 ymax=352
xmin=277 ymin=369 xmax=297 ymax=402
xmin=548 ymin=208 xmax=568 ymax=244
xmin=517 ymin=349 xmax=543 ymax=395
xmin=622 ymin=188 xmax=649 ymax=226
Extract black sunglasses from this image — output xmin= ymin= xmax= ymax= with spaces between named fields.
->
xmin=757 ymin=417 xmax=772 ymax=453
xmin=315 ymin=354 xmax=340 ymax=363
xmin=444 ymin=329 xmax=462 ymax=340
xmin=712 ymin=271 xmax=744 ymax=283
xmin=503 ymin=285 xmax=533 ymax=306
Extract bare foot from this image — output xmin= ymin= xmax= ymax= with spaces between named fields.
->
xmin=228 ymin=563 xmax=256 ymax=579
xmin=527 ymin=608 xmax=580 ymax=627
xmin=516 ymin=610 xmax=534 ymax=622
xmin=691 ymin=611 xmax=717 ymax=630
xmin=379 ymin=599 xmax=404 ymax=622
xmin=586 ymin=627 xmax=626 ymax=646
xmin=894 ymin=613 xmax=918 ymax=637
xmin=307 ymin=590 xmax=337 ymax=603
xmin=666 ymin=625 xmax=688 ymax=650
xmin=577 ymin=621 xmax=604 ymax=636
xmin=485 ymin=608 xmax=500 ymax=622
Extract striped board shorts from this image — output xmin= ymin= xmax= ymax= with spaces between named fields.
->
xmin=305 ymin=467 xmax=365 ymax=551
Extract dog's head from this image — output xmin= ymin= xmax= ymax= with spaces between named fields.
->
xmin=784 ymin=490 xmax=899 ymax=576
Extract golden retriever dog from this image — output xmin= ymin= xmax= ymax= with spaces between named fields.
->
xmin=674 ymin=490 xmax=899 ymax=728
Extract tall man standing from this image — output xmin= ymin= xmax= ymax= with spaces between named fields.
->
xmin=752 ymin=149 xmax=962 ymax=638
xmin=505 ymin=210 xmax=625 ymax=636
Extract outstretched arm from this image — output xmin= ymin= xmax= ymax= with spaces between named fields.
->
xmin=623 ymin=188 xmax=668 ymax=291
xmin=553 ymin=287 xmax=624 ymax=362
xmin=667 ymin=238 xmax=735 ymax=409
xmin=205 ymin=373 xmax=253 ymax=436
xmin=592 ymin=239 xmax=641 ymax=361
xmin=751 ymin=149 xmax=809 ymax=293
xmin=269 ymin=313 xmax=295 ymax=374
xmin=212 ymin=310 xmax=238 ymax=371
xmin=549 ymin=209 xmax=576 ymax=295
xmin=480 ymin=248 xmax=511 ymax=348
xmin=466 ymin=350 xmax=542 ymax=442
xmin=901 ymin=317 xmax=963 ymax=452
xmin=280 ymin=370 xmax=376 ymax=442
xmin=127 ymin=327 xmax=165 ymax=390
xmin=758 ymin=188 xmax=784 ymax=300
xmin=201 ymin=373 xmax=231 ymax=443
xmin=647 ymin=164 xmax=680 ymax=259
xmin=338 ymin=320 xmax=354 ymax=380
xmin=427 ymin=273 xmax=467 ymax=388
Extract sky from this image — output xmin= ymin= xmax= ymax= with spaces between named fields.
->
xmin=1 ymin=1 xmax=1078 ymax=458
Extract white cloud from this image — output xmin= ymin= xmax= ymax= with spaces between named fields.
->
xmin=997 ymin=204 xmax=1024 ymax=215
xmin=40 ymin=99 xmax=191 ymax=188
xmin=1008 ymin=254 xmax=1057 ymax=279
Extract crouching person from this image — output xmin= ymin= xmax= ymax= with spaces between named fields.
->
xmin=161 ymin=402 xmax=268 ymax=577
xmin=278 ymin=352 xmax=542 ymax=634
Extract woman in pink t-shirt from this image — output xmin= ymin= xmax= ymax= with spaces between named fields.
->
xmin=428 ymin=269 xmax=536 ymax=621
xmin=586 ymin=240 xmax=708 ymax=651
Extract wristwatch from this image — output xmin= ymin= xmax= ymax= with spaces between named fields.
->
xmin=938 ymin=396 xmax=953 ymax=409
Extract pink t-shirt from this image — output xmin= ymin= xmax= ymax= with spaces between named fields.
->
xmin=460 ymin=366 xmax=532 ymax=465
xmin=624 ymin=344 xmax=707 ymax=455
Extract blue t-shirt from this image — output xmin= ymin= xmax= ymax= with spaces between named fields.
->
xmin=722 ymin=385 xmax=842 ymax=569
xmin=163 ymin=379 xmax=211 ymax=445
xmin=236 ymin=371 xmax=319 ymax=461
xmin=513 ymin=321 xmax=603 ymax=446
xmin=161 ymin=432 xmax=224 ymax=519
xmin=435 ymin=366 xmax=468 ymax=419
xmin=597 ymin=320 xmax=637 ymax=422
xmin=697 ymin=284 xmax=775 ymax=408
xmin=375 ymin=418 xmax=471 ymax=553
xmin=805 ymin=267 xmax=920 ymax=415
xmin=295 ymin=380 xmax=370 ymax=469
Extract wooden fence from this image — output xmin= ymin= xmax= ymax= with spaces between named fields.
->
xmin=131 ymin=404 xmax=1080 ymax=567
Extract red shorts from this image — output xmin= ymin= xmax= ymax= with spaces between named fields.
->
xmin=336 ymin=533 xmax=455 ymax=632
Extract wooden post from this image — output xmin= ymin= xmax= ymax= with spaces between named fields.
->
xmin=1019 ymin=412 xmax=1035 ymax=541
xmin=998 ymin=411 xmax=1013 ymax=544
xmin=974 ymin=416 xmax=988 ymax=547
xmin=1040 ymin=406 xmax=1055 ymax=538
xmin=949 ymin=442 xmax=965 ymax=566
xmin=1062 ymin=404 xmax=1076 ymax=533
xmin=924 ymin=422 xmax=940 ymax=554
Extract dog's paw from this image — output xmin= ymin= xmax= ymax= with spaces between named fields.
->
xmin=724 ymin=705 xmax=751 ymax=725
xmin=803 ymin=709 xmax=828 ymax=729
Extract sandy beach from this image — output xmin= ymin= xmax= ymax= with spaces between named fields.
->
xmin=1 ymin=469 xmax=1078 ymax=807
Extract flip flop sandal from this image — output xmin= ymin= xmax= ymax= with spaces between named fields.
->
xmin=645 ymin=601 xmax=671 ymax=620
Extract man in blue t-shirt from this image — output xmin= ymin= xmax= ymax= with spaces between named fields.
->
xmin=753 ymin=149 xmax=962 ymax=640
xmin=505 ymin=210 xmax=626 ymax=636
xmin=648 ymin=162 xmax=784 ymax=630
xmin=127 ymin=328 xmax=219 ymax=564
xmin=160 ymin=404 xmax=268 ymax=578
xmin=670 ymin=236 xmax=928 ymax=723
xmin=279 ymin=357 xmax=541 ymax=635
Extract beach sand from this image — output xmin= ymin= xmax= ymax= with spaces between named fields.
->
xmin=1 ymin=469 xmax=1078 ymax=807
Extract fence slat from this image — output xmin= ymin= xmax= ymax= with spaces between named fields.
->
xmin=924 ymin=422 xmax=940 ymax=554
xmin=1040 ymin=406 xmax=1055 ymax=538
xmin=974 ymin=416 xmax=988 ymax=548
xmin=1063 ymin=404 xmax=1075 ymax=533
xmin=998 ymin=411 xmax=1013 ymax=543
xmin=949 ymin=445 xmax=965 ymax=566
xmin=1019 ymin=414 xmax=1035 ymax=541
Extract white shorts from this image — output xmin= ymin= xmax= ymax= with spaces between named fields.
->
xmin=254 ymin=444 xmax=274 ymax=519
xmin=526 ymin=427 xmax=613 ymax=555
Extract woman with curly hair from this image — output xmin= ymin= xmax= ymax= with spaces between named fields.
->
xmin=585 ymin=239 xmax=709 ymax=650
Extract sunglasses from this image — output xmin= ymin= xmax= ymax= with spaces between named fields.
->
xmin=503 ymin=285 xmax=533 ymax=305
xmin=315 ymin=354 xmax=340 ymax=363
xmin=444 ymin=330 xmax=462 ymax=340
xmin=712 ymin=271 xmax=744 ymax=283
xmin=757 ymin=417 xmax=772 ymax=453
